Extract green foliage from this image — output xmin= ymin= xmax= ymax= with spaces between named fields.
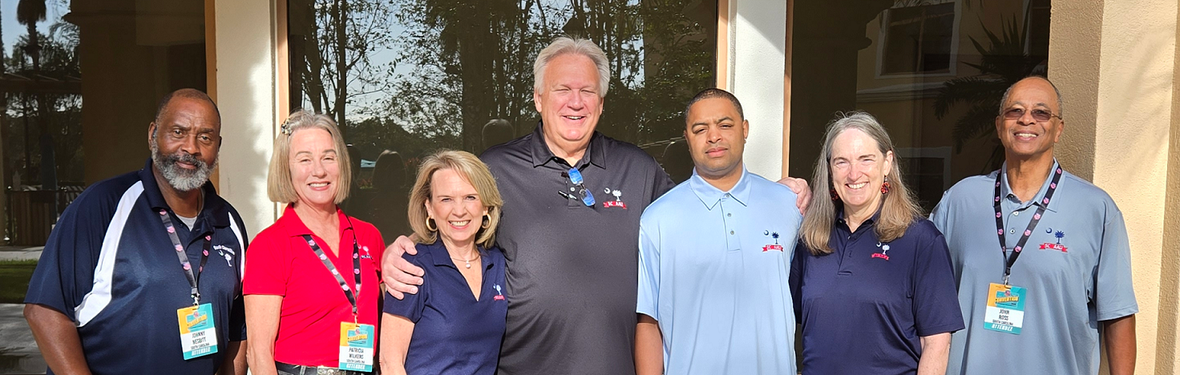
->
xmin=0 ymin=260 xmax=37 ymax=303
xmin=292 ymin=0 xmax=716 ymax=165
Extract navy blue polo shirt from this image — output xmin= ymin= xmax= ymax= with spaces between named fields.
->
xmin=789 ymin=211 xmax=962 ymax=374
xmin=25 ymin=159 xmax=249 ymax=375
xmin=383 ymin=240 xmax=508 ymax=375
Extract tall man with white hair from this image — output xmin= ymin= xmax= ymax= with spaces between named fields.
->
xmin=381 ymin=37 xmax=811 ymax=374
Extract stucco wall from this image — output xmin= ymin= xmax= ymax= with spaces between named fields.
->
xmin=1051 ymin=0 xmax=1178 ymax=373
xmin=214 ymin=0 xmax=280 ymax=237
xmin=730 ymin=0 xmax=786 ymax=180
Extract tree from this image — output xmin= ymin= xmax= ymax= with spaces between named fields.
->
xmin=933 ymin=12 xmax=1045 ymax=172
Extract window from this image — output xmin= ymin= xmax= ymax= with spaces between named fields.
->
xmin=287 ymin=0 xmax=717 ymax=241
xmin=790 ymin=0 xmax=1050 ymax=211
xmin=0 ymin=0 xmax=206 ymax=246
xmin=879 ymin=1 xmax=956 ymax=75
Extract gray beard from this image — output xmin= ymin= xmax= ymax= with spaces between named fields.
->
xmin=150 ymin=136 xmax=217 ymax=192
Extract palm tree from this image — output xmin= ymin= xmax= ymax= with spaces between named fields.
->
xmin=933 ymin=12 xmax=1045 ymax=172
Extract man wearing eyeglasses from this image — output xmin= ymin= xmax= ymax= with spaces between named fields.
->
xmin=634 ymin=88 xmax=802 ymax=375
xmin=379 ymin=37 xmax=811 ymax=375
xmin=931 ymin=76 xmax=1137 ymax=375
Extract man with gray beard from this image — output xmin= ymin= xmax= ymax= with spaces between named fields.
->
xmin=24 ymin=89 xmax=250 ymax=375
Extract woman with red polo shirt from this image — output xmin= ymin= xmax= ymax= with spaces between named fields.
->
xmin=244 ymin=110 xmax=384 ymax=375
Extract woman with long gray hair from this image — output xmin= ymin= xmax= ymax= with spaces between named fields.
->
xmin=789 ymin=111 xmax=963 ymax=374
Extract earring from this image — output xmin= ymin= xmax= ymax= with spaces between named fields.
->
xmin=426 ymin=217 xmax=437 ymax=232
xmin=881 ymin=179 xmax=891 ymax=195
xmin=481 ymin=213 xmax=492 ymax=229
xmin=829 ymin=188 xmax=840 ymax=201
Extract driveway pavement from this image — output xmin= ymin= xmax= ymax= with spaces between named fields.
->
xmin=0 ymin=304 xmax=45 ymax=374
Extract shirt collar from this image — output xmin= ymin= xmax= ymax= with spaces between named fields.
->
xmin=688 ymin=166 xmax=751 ymax=210
xmin=527 ymin=121 xmax=607 ymax=170
xmin=422 ymin=239 xmax=493 ymax=270
xmin=833 ymin=204 xmax=883 ymax=234
xmin=996 ymin=159 xmax=1062 ymax=211
xmin=278 ymin=203 xmax=353 ymax=238
xmin=137 ymin=158 xmax=229 ymax=228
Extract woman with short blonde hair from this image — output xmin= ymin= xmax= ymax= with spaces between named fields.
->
xmin=381 ymin=150 xmax=508 ymax=375
xmin=245 ymin=109 xmax=384 ymax=375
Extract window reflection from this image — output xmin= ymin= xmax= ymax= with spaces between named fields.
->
xmin=790 ymin=0 xmax=1050 ymax=211
xmin=288 ymin=0 xmax=717 ymax=242
xmin=0 ymin=0 xmax=205 ymax=246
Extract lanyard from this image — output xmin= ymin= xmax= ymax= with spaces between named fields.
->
xmin=301 ymin=219 xmax=362 ymax=318
xmin=159 ymin=209 xmax=211 ymax=306
xmin=993 ymin=166 xmax=1063 ymax=285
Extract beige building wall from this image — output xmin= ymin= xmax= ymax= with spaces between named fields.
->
xmin=1050 ymin=0 xmax=1179 ymax=374
xmin=213 ymin=0 xmax=282 ymax=236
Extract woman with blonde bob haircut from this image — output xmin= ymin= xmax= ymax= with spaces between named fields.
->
xmin=789 ymin=111 xmax=963 ymax=375
xmin=244 ymin=110 xmax=386 ymax=375
xmin=381 ymin=150 xmax=508 ymax=375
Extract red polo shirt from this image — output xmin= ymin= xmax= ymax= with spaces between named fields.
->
xmin=244 ymin=205 xmax=385 ymax=366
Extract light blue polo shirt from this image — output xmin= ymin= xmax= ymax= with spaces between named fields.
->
xmin=931 ymin=161 xmax=1138 ymax=375
xmin=637 ymin=167 xmax=802 ymax=375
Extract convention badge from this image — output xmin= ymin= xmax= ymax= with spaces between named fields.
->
xmin=983 ymin=283 xmax=1027 ymax=335
xmin=176 ymin=303 xmax=218 ymax=359
xmin=338 ymin=322 xmax=375 ymax=371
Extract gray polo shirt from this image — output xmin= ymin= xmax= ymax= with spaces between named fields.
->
xmin=481 ymin=123 xmax=675 ymax=375
xmin=930 ymin=161 xmax=1138 ymax=375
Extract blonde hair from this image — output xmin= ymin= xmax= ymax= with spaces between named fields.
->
xmin=408 ymin=150 xmax=503 ymax=247
xmin=801 ymin=111 xmax=923 ymax=255
xmin=267 ymin=110 xmax=352 ymax=204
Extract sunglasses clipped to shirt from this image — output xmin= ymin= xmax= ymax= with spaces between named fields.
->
xmin=1002 ymin=107 xmax=1062 ymax=122
xmin=558 ymin=167 xmax=595 ymax=207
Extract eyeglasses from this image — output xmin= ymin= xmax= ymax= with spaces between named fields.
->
xmin=1002 ymin=107 xmax=1062 ymax=122
xmin=561 ymin=167 xmax=595 ymax=207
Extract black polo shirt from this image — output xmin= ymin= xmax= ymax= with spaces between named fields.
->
xmin=481 ymin=123 xmax=675 ymax=375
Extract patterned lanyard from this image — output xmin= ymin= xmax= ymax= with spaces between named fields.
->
xmin=301 ymin=218 xmax=362 ymax=317
xmin=993 ymin=165 xmax=1063 ymax=285
xmin=159 ymin=209 xmax=212 ymax=306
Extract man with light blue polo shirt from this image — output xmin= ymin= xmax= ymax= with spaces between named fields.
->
xmin=634 ymin=88 xmax=802 ymax=375
xmin=931 ymin=76 xmax=1137 ymax=375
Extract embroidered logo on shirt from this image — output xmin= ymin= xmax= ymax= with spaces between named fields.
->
xmin=493 ymin=284 xmax=506 ymax=301
xmin=213 ymin=245 xmax=236 ymax=267
xmin=872 ymin=242 xmax=890 ymax=260
xmin=601 ymin=187 xmax=627 ymax=209
xmin=762 ymin=231 xmax=783 ymax=252
xmin=1039 ymin=228 xmax=1068 ymax=252
xmin=360 ymin=245 xmax=373 ymax=260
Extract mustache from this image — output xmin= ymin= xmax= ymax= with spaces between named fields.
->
xmin=163 ymin=151 xmax=206 ymax=169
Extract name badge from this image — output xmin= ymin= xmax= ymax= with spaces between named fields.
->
xmin=339 ymin=322 xmax=375 ymax=371
xmin=983 ymin=283 xmax=1026 ymax=334
xmin=176 ymin=303 xmax=218 ymax=359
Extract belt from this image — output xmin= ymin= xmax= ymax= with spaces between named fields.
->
xmin=275 ymin=362 xmax=371 ymax=375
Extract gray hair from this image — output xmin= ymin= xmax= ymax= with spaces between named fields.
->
xmin=998 ymin=76 xmax=1064 ymax=118
xmin=533 ymin=37 xmax=611 ymax=97
xmin=800 ymin=111 xmax=922 ymax=255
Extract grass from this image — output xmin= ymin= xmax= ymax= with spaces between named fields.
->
xmin=0 ymin=260 xmax=37 ymax=303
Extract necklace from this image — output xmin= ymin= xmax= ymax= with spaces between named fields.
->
xmin=450 ymin=253 xmax=481 ymax=269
